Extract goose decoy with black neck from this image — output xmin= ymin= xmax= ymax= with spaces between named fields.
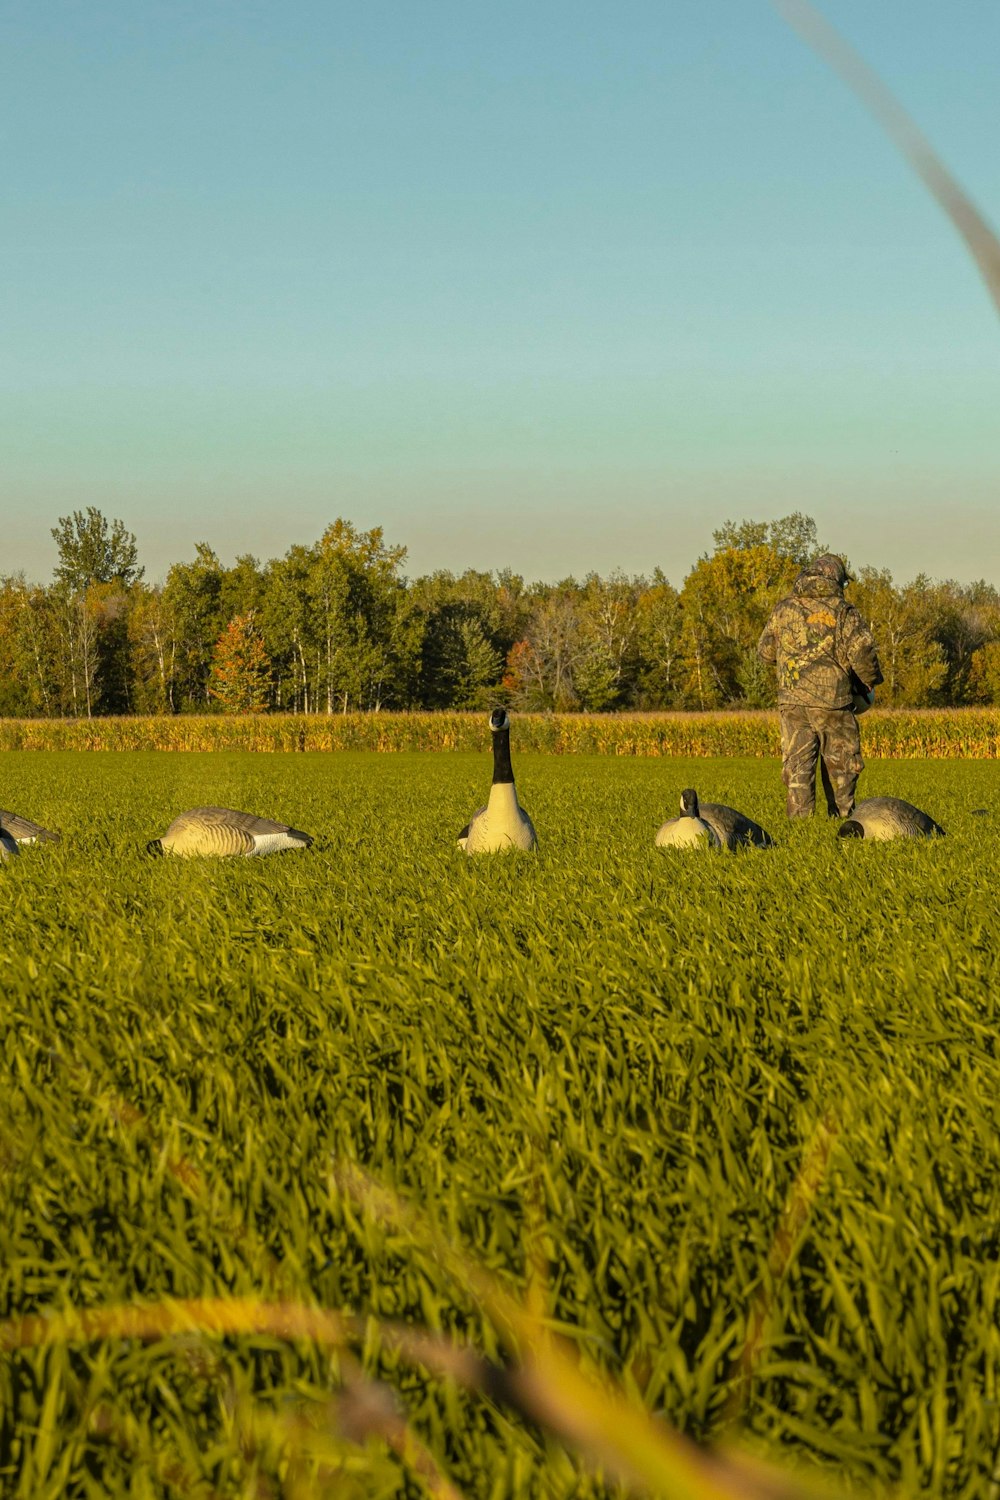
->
xmin=654 ymin=788 xmax=721 ymax=850
xmin=458 ymin=709 xmax=537 ymax=854
xmin=838 ymin=797 xmax=945 ymax=841
xmin=0 ymin=810 xmax=60 ymax=861
xmin=147 ymin=808 xmax=313 ymax=858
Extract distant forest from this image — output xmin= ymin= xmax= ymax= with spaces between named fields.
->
xmin=2 ymin=509 xmax=999 ymax=717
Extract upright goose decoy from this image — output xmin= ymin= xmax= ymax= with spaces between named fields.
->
xmin=147 ymin=808 xmax=313 ymax=858
xmin=654 ymin=789 xmax=721 ymax=850
xmin=458 ymin=709 xmax=537 ymax=855
xmin=838 ymin=797 xmax=945 ymax=841
xmin=0 ymin=810 xmax=60 ymax=861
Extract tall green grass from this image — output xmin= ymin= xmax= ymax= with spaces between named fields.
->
xmin=1 ymin=751 xmax=998 ymax=1495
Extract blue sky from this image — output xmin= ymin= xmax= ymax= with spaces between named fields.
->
xmin=2 ymin=1 xmax=998 ymax=586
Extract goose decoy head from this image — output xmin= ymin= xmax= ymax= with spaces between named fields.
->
xmin=490 ymin=708 xmax=510 ymax=732
xmin=679 ymin=788 xmax=700 ymax=818
xmin=837 ymin=820 xmax=865 ymax=839
xmin=146 ymin=838 xmax=165 ymax=857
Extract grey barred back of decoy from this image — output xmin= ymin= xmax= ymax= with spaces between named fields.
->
xmin=696 ymin=800 xmax=775 ymax=851
xmin=654 ymin=788 xmax=721 ymax=850
xmin=838 ymin=797 xmax=945 ymax=842
xmin=0 ymin=810 xmax=60 ymax=861
xmin=147 ymin=807 xmax=313 ymax=858
xmin=458 ymin=708 xmax=537 ymax=854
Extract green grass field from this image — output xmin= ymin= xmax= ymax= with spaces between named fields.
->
xmin=2 ymin=750 xmax=999 ymax=1497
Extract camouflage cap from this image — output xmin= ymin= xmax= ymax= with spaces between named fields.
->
xmin=805 ymin=553 xmax=850 ymax=585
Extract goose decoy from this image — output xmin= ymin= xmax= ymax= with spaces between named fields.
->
xmin=458 ymin=709 xmax=537 ymax=855
xmin=0 ymin=810 xmax=60 ymax=861
xmin=690 ymin=792 xmax=774 ymax=850
xmin=654 ymin=788 xmax=721 ymax=850
xmin=147 ymin=808 xmax=313 ymax=858
xmin=838 ymin=797 xmax=945 ymax=841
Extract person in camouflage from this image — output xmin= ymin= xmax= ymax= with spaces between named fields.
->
xmin=757 ymin=554 xmax=883 ymax=818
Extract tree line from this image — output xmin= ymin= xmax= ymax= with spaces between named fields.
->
xmin=1 ymin=508 xmax=999 ymax=717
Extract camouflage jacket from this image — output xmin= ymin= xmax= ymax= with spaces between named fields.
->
xmin=757 ymin=574 xmax=883 ymax=709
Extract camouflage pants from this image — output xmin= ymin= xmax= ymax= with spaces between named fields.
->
xmin=779 ymin=706 xmax=863 ymax=818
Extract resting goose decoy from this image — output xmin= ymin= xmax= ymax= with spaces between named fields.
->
xmin=0 ymin=810 xmax=60 ymax=861
xmin=458 ymin=709 xmax=537 ymax=855
xmin=656 ymin=788 xmax=773 ymax=851
xmin=147 ymin=807 xmax=313 ymax=858
xmin=838 ymin=797 xmax=945 ymax=841
xmin=698 ymin=798 xmax=774 ymax=850
xmin=654 ymin=788 xmax=721 ymax=850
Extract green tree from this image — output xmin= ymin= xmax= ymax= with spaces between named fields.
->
xmin=452 ymin=617 xmax=504 ymax=708
xmin=713 ymin=512 xmax=824 ymax=567
xmin=633 ymin=572 xmax=685 ymax=708
xmin=0 ymin=575 xmax=60 ymax=715
xmin=209 ymin=612 xmax=272 ymax=713
xmin=575 ymin=572 xmax=642 ymax=711
xmin=48 ymin=509 xmax=143 ymax=714
xmin=56 ymin=592 xmax=96 ymax=716
xmin=220 ymin=554 xmax=265 ymax=622
xmin=262 ymin=545 xmax=317 ymax=712
xmin=416 ymin=604 xmax=502 ymax=708
xmin=924 ymin=579 xmax=1000 ymax=703
xmin=162 ymin=545 xmax=227 ymax=709
xmin=128 ymin=585 xmax=180 ymax=713
xmin=51 ymin=508 xmax=143 ymax=590
xmin=409 ymin=569 xmax=527 ymax=709
xmin=308 ymin=520 xmax=412 ymax=712
xmin=848 ymin=569 xmax=947 ymax=706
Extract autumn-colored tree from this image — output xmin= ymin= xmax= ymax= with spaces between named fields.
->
xmin=503 ymin=591 xmax=587 ymax=710
xmin=678 ymin=544 xmax=797 ymax=706
xmin=209 ymin=611 xmax=272 ymax=713
xmin=967 ymin=642 xmax=1000 ymax=704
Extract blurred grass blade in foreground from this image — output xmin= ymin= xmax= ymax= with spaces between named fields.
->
xmin=772 ymin=0 xmax=1000 ymax=317
xmin=337 ymin=1164 xmax=868 ymax=1500
xmin=726 ymin=1111 xmax=840 ymax=1423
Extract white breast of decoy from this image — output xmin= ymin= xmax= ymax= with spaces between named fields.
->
xmin=465 ymin=782 xmax=537 ymax=854
xmin=247 ymin=829 xmax=306 ymax=856
xmin=654 ymin=815 xmax=720 ymax=850
xmin=655 ymin=787 xmax=721 ymax=850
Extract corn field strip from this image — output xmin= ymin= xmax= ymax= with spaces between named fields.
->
xmin=3 ymin=707 xmax=1000 ymax=758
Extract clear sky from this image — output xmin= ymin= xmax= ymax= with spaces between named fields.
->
xmin=3 ymin=0 xmax=998 ymax=587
